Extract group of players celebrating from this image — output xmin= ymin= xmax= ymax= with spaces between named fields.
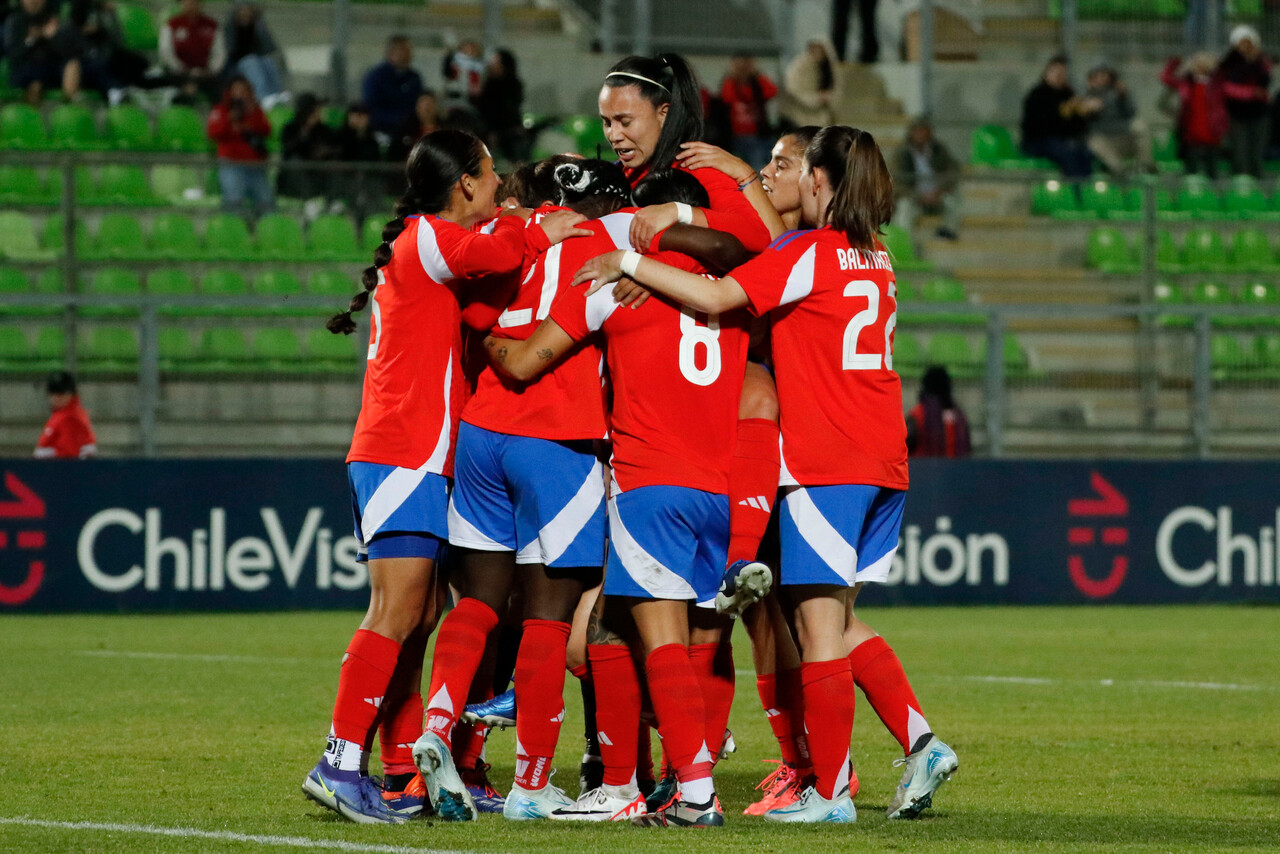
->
xmin=300 ymin=51 xmax=959 ymax=828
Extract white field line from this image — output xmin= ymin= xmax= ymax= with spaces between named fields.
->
xmin=0 ymin=816 xmax=488 ymax=854
xmin=734 ymin=669 xmax=1280 ymax=692
xmin=77 ymin=650 xmax=308 ymax=664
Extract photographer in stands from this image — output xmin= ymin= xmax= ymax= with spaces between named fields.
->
xmin=207 ymin=75 xmax=274 ymax=218
xmin=1021 ymin=54 xmax=1095 ymax=179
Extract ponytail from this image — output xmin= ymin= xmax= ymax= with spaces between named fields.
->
xmin=604 ymin=52 xmax=703 ymax=170
xmin=805 ymin=125 xmax=894 ymax=252
xmin=327 ymin=129 xmax=486 ymax=334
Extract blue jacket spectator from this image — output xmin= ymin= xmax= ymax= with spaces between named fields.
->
xmin=362 ymin=34 xmax=423 ymax=133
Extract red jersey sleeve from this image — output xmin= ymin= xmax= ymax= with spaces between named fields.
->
xmin=420 ymin=214 xmax=531 ymax=282
xmin=691 ymin=166 xmax=772 ymax=254
xmin=729 ymin=229 xmax=817 ymax=316
xmin=548 ymin=282 xmax=615 ymax=342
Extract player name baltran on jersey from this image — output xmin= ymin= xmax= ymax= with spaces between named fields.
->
xmin=838 ymin=247 xmax=893 ymax=271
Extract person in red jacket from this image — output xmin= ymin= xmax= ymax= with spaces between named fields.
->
xmin=34 ymin=371 xmax=97 ymax=459
xmin=159 ymin=0 xmax=225 ymax=104
xmin=207 ymin=76 xmax=274 ymax=217
xmin=720 ymin=54 xmax=778 ymax=168
xmin=1161 ymin=52 xmax=1230 ymax=177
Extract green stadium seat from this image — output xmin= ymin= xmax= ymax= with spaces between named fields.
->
xmin=0 ymin=268 xmax=57 ymax=317
xmin=1190 ymin=280 xmax=1230 ymax=304
xmin=254 ymin=214 xmax=307 ymax=261
xmin=926 ymin=333 xmax=981 ymax=378
xmin=1221 ymin=281 xmax=1280 ymax=330
xmin=31 ymin=325 xmax=66 ymax=369
xmin=80 ymin=326 xmax=139 ymax=371
xmin=44 ymin=166 xmax=104 ymax=205
xmin=149 ymin=213 xmax=201 ymax=260
xmin=84 ymin=268 xmax=142 ymax=317
xmin=362 ymin=217 xmax=385 ymax=252
xmin=1176 ymin=175 xmax=1221 ymax=219
xmin=1152 ymin=130 xmax=1182 ymax=173
xmin=310 ymin=215 xmax=362 ymax=261
xmin=0 ymin=104 xmax=48 ymax=149
xmin=40 ymin=214 xmax=91 ymax=257
xmin=266 ymin=106 xmax=293 ymax=153
xmin=1031 ymin=179 xmax=1086 ymax=219
xmin=105 ymin=104 xmax=153 ymax=150
xmin=1182 ymin=228 xmax=1228 ymax=273
xmin=563 ymin=114 xmax=609 ymax=158
xmin=151 ymin=165 xmax=206 ymax=204
xmin=1150 ymin=230 xmax=1183 ymax=274
xmin=0 ymin=165 xmax=52 ymax=205
xmin=1081 ymin=180 xmax=1127 ymax=219
xmin=892 ymin=331 xmax=924 ymax=372
xmin=253 ymin=270 xmax=306 ymax=315
xmin=305 ymin=328 xmax=359 ymax=370
xmin=1258 ymin=334 xmax=1280 ymax=369
xmin=115 ymin=2 xmax=159 ymax=51
xmin=970 ymin=124 xmax=1050 ymax=170
xmin=1210 ymin=334 xmax=1254 ymax=380
xmin=977 ymin=334 xmax=1031 ymax=376
xmin=0 ymin=211 xmax=55 ymax=260
xmin=99 ymin=165 xmax=158 ymax=205
xmin=0 ymin=327 xmax=30 ymax=368
xmin=895 ymin=280 xmax=918 ymax=302
xmin=203 ymin=214 xmax=254 ymax=260
xmin=1230 ymin=229 xmax=1278 ymax=273
xmin=92 ymin=214 xmax=149 ymax=261
xmin=254 ymin=327 xmax=304 ymax=369
xmin=197 ymin=327 xmax=251 ymax=370
xmin=308 ymin=269 xmax=357 ymax=299
xmin=881 ymin=224 xmax=933 ymax=272
xmin=158 ymin=327 xmax=197 ymax=371
xmin=1154 ymin=280 xmax=1189 ymax=327
xmin=1086 ymin=227 xmax=1138 ymax=273
xmin=49 ymin=104 xmax=104 ymax=151
xmin=147 ymin=269 xmax=197 ymax=316
xmin=156 ymin=106 xmax=210 ymax=153
xmin=914 ymin=278 xmax=982 ymax=326
xmin=1224 ymin=175 xmax=1268 ymax=220
xmin=201 ymin=270 xmax=251 ymax=315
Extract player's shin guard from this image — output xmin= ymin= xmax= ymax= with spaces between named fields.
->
xmin=646 ymin=644 xmax=714 ymax=803
xmin=588 ymin=643 xmax=641 ymax=787
xmin=727 ymin=418 xmax=781 ymax=564
xmin=513 ymin=620 xmax=571 ymax=790
xmin=378 ymin=691 xmax=423 ymax=778
xmin=756 ymin=673 xmax=802 ymax=767
xmin=424 ymin=598 xmax=500 ymax=747
xmin=801 ymin=658 xmax=856 ymax=800
xmin=689 ymin=642 xmax=735 ymax=759
xmin=848 ymin=636 xmax=931 ymax=754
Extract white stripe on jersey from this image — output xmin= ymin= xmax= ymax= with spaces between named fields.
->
xmin=416 ymin=218 xmax=456 ymax=282
xmin=424 ymin=353 xmax=453 ymax=472
xmin=584 ymin=285 xmax=621 ymax=333
xmin=535 ymin=242 xmax=562 ymax=319
xmin=779 ymin=243 xmax=817 ymax=306
xmin=597 ymin=212 xmax=636 ymax=251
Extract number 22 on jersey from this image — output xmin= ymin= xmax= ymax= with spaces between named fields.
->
xmin=842 ymin=278 xmax=896 ymax=372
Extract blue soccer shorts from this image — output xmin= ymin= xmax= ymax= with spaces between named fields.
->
xmin=347 ymin=462 xmax=449 ymax=562
xmin=603 ymin=483 xmax=729 ymax=606
xmin=778 ymin=484 xmax=906 ymax=587
xmin=447 ymin=422 xmax=606 ymax=568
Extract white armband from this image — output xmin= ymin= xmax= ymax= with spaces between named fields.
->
xmin=619 ymin=250 xmax=642 ymax=278
xmin=674 ymin=202 xmax=694 ymax=224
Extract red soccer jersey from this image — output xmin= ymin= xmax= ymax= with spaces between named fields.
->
xmin=624 ymin=163 xmax=772 ymax=254
xmin=463 ymin=211 xmax=640 ymax=442
xmin=731 ymin=226 xmax=908 ymax=490
xmin=346 ymin=213 xmax=544 ymax=473
xmin=35 ymin=398 xmax=97 ymax=459
xmin=550 ymin=238 xmax=749 ymax=495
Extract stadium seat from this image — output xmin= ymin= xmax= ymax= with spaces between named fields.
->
xmin=1152 ymin=129 xmax=1182 ymax=173
xmin=563 ymin=114 xmax=609 ymax=158
xmin=892 ymin=331 xmax=924 ymax=372
xmin=203 ymin=214 xmax=254 ymax=260
xmin=151 ymin=164 xmax=206 ymax=204
xmin=32 ymin=325 xmax=66 ymax=369
xmin=0 ymin=165 xmax=52 ymax=205
xmin=201 ymin=270 xmax=251 ymax=315
xmin=881 ymin=224 xmax=933 ymax=272
xmin=895 ymin=280 xmax=918 ymax=302
xmin=92 ymin=214 xmax=149 ymax=261
xmin=44 ymin=166 xmax=104 ymax=205
xmin=310 ymin=215 xmax=362 ymax=261
xmin=1176 ymin=175 xmax=1221 ymax=219
xmin=149 ymin=213 xmax=201 ymax=260
xmin=85 ymin=268 xmax=143 ymax=318
xmin=115 ymin=2 xmax=159 ymax=51
xmin=0 ymin=211 xmax=54 ymax=260
xmin=0 ymin=327 xmax=30 ymax=369
xmin=197 ymin=327 xmax=251 ymax=370
xmin=1182 ymin=228 xmax=1228 ymax=273
xmin=1086 ymin=227 xmax=1138 ymax=273
xmin=147 ymin=269 xmax=197 ymax=316
xmin=305 ymin=328 xmax=359 ymax=370
xmin=40 ymin=214 xmax=91 ymax=257
xmin=1031 ymin=179 xmax=1085 ymax=218
xmin=99 ymin=165 xmax=158 ymax=205
xmin=49 ymin=104 xmax=104 ymax=151
xmin=926 ymin=332 xmax=981 ymax=378
xmin=1224 ymin=175 xmax=1268 ymax=220
xmin=362 ymin=217 xmax=385 ymax=252
xmin=266 ymin=106 xmax=293 ymax=153
xmin=1154 ymin=280 xmax=1190 ymax=328
xmin=1081 ymin=180 xmax=1128 ymax=219
xmin=970 ymin=124 xmax=1050 ymax=170
xmin=914 ymin=278 xmax=982 ymax=326
xmin=254 ymin=327 xmax=304 ymax=369
xmin=1210 ymin=334 xmax=1254 ymax=380
xmin=0 ymin=103 xmax=48 ymax=149
xmin=0 ymin=268 xmax=57 ymax=317
xmin=1258 ymin=334 xmax=1280 ymax=370
xmin=308 ymin=269 xmax=357 ymax=298
xmin=1230 ymin=229 xmax=1278 ymax=274
xmin=156 ymin=106 xmax=210 ymax=153
xmin=1220 ymin=281 xmax=1280 ymax=330
xmin=253 ymin=270 xmax=306 ymax=315
xmin=80 ymin=326 xmax=139 ymax=371
xmin=255 ymin=214 xmax=308 ymax=261
xmin=158 ymin=327 xmax=198 ymax=371
xmin=977 ymin=334 xmax=1031 ymax=376
xmin=105 ymin=104 xmax=153 ymax=150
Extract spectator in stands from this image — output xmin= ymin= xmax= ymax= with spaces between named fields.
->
xmin=780 ymin=38 xmax=837 ymax=129
xmin=1160 ymin=51 xmax=1228 ymax=177
xmin=70 ymin=0 xmax=150 ymax=103
xmin=832 ymin=0 xmax=878 ymax=63
xmin=35 ymin=371 xmax=96 ymax=459
xmin=336 ymin=101 xmax=383 ymax=217
xmin=390 ymin=90 xmax=441 ymax=162
xmin=1021 ymin=55 xmax=1096 ymax=179
xmin=1083 ymin=65 xmax=1153 ymax=179
xmin=159 ymin=0 xmax=225 ymax=105
xmin=224 ymin=2 xmax=289 ymax=110
xmin=363 ymin=34 xmax=423 ymax=134
xmin=207 ymin=75 xmax=273 ymax=218
xmin=475 ymin=48 xmax=527 ymax=163
xmin=893 ymin=117 xmax=960 ymax=240
xmin=1220 ymin=26 xmax=1272 ymax=177
xmin=442 ymin=38 xmax=485 ymax=108
xmin=3 ymin=0 xmax=83 ymax=104
xmin=278 ymin=92 xmax=337 ymax=206
xmin=720 ymin=53 xmax=778 ymax=167
xmin=905 ymin=366 xmax=970 ymax=458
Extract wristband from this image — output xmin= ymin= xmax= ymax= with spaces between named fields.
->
xmin=674 ymin=202 xmax=694 ymax=224
xmin=737 ymin=172 xmax=760 ymax=191
xmin=619 ymin=250 xmax=641 ymax=278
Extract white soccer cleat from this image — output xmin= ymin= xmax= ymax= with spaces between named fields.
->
xmin=762 ymin=784 xmax=856 ymax=823
xmin=549 ymin=784 xmax=648 ymax=822
xmin=886 ymin=735 xmax=958 ymax=819
xmin=714 ymin=560 xmax=773 ymax=618
xmin=502 ymin=781 xmax=575 ymax=821
xmin=412 ymin=732 xmax=477 ymax=821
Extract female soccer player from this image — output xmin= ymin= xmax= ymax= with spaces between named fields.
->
xmin=573 ymin=125 xmax=958 ymax=823
xmin=301 ymin=129 xmax=589 ymax=825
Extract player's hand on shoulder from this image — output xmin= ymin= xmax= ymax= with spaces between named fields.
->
xmin=538 ymin=209 xmax=593 ymax=244
xmin=573 ymin=249 xmax=626 ymax=294
xmin=629 ymin=204 xmax=678 ymax=253
xmin=614 ymin=277 xmax=651 ymax=308
xmin=676 ymin=142 xmax=754 ymax=184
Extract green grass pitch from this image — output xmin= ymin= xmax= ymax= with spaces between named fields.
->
xmin=1 ymin=605 xmax=1277 ymax=853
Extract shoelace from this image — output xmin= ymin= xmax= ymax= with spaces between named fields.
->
xmin=753 ymin=760 xmax=786 ymax=792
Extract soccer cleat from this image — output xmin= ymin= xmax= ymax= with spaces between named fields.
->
xmin=460 ymin=761 xmax=506 ymax=813
xmin=550 ymin=784 xmax=648 ymax=822
xmin=412 ymin=732 xmax=478 ymax=821
xmin=462 ymin=688 xmax=515 ymax=728
xmin=579 ymin=752 xmax=604 ymax=794
xmin=717 ymin=728 xmax=736 ymax=761
xmin=714 ymin=560 xmax=773 ymax=618
xmin=644 ymin=772 xmax=678 ymax=813
xmin=631 ymin=793 xmax=724 ymax=828
xmin=743 ymin=760 xmax=803 ymax=816
xmin=762 ymin=784 xmax=856 ymax=823
xmin=379 ymin=772 xmax=426 ymax=818
xmin=886 ymin=735 xmax=958 ymax=819
xmin=301 ymin=760 xmax=408 ymax=825
xmin=502 ymin=780 xmax=574 ymax=821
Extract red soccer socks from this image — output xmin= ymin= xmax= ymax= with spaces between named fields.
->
xmin=727 ymin=418 xmax=781 ymax=564
xmin=801 ymin=658 xmax=855 ymax=800
xmin=513 ymin=620 xmax=571 ymax=790
xmin=848 ymin=635 xmax=931 ymax=754
xmin=424 ymin=598 xmax=499 ymax=747
xmin=326 ymin=629 xmax=401 ymax=772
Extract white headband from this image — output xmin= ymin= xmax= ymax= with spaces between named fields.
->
xmin=606 ymin=71 xmax=670 ymax=93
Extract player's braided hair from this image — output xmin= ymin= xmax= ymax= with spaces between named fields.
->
xmin=604 ymin=53 xmax=703 ymax=173
xmin=805 ymin=125 xmax=894 ymax=252
xmin=552 ymin=159 xmax=631 ymax=218
xmin=327 ymin=129 xmax=486 ymax=334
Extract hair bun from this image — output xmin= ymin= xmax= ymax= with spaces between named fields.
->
xmin=553 ymin=162 xmax=592 ymax=194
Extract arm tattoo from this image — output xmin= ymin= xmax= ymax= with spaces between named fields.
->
xmin=536 ymin=348 xmax=554 ymax=362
